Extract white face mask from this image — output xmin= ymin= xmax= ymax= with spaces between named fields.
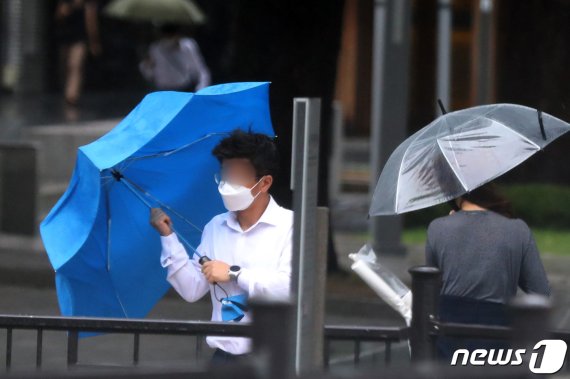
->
xmin=217 ymin=177 xmax=264 ymax=212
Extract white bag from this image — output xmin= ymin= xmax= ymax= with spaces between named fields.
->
xmin=349 ymin=244 xmax=412 ymax=326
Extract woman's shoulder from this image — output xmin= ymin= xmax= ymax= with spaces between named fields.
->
xmin=427 ymin=213 xmax=455 ymax=236
xmin=427 ymin=210 xmax=529 ymax=229
xmin=506 ymin=217 xmax=532 ymax=235
xmin=428 ymin=212 xmax=458 ymax=227
xmin=485 ymin=211 xmax=531 ymax=231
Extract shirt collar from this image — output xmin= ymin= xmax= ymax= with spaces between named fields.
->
xmin=224 ymin=196 xmax=281 ymax=233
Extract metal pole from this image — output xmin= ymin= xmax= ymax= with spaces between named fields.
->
xmin=409 ymin=266 xmax=441 ymax=362
xmin=329 ymin=101 xmax=343 ymax=201
xmin=474 ymin=0 xmax=493 ymax=104
xmin=0 ymin=143 xmax=37 ymax=234
xmin=436 ymin=0 xmax=452 ymax=113
xmin=251 ymin=299 xmax=294 ymax=379
xmin=1 ymin=0 xmax=47 ymax=93
xmin=290 ymin=98 xmax=327 ymax=374
xmin=2 ymin=0 xmax=23 ymax=90
xmin=369 ymin=0 xmax=387 ymax=211
xmin=369 ymin=0 xmax=412 ymax=255
xmin=313 ymin=206 xmax=329 ymax=367
xmin=67 ymin=330 xmax=79 ymax=366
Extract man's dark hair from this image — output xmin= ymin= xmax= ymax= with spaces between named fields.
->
xmin=212 ymin=130 xmax=279 ymax=179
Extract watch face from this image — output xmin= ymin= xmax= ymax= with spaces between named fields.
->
xmin=230 ymin=265 xmax=241 ymax=272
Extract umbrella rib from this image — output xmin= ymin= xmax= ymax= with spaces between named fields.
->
xmin=105 ymin=185 xmax=113 ymax=272
xmin=119 ymin=174 xmax=203 ymax=234
xmin=116 ymin=296 xmax=129 ymax=318
xmin=394 ymin=149 xmax=408 ymax=214
xmin=391 ymin=114 xmax=469 ymax=212
xmin=436 ymin=138 xmax=469 ymax=192
xmin=122 ymin=132 xmax=229 ymax=164
xmin=170 ymin=224 xmax=203 ymax=259
xmin=393 ymin=127 xmax=431 ymax=213
xmin=436 ymin=116 xmax=542 ymax=193
xmin=104 ymin=183 xmax=129 ymax=318
xmin=115 ymin=175 xmax=204 ymax=259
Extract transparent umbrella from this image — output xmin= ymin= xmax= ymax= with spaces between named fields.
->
xmin=369 ymin=104 xmax=570 ymax=216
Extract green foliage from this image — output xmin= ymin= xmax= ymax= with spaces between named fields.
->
xmin=404 ymin=184 xmax=570 ymax=229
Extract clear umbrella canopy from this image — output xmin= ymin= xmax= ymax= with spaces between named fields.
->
xmin=369 ymin=104 xmax=570 ymax=216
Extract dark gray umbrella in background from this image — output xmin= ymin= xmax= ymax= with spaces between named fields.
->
xmin=104 ymin=0 xmax=206 ymax=26
xmin=369 ymin=104 xmax=570 ymax=216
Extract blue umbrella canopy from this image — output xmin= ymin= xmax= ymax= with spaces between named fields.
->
xmin=40 ymin=82 xmax=275 ymax=320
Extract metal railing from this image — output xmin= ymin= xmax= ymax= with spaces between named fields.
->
xmin=323 ymin=325 xmax=407 ymax=367
xmin=0 ymin=314 xmax=407 ymax=371
xmin=0 ymin=315 xmax=251 ymax=370
xmin=2 ymin=267 xmax=569 ymax=377
xmin=408 ymin=265 xmax=570 ymax=372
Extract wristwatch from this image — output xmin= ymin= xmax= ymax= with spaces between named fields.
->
xmin=228 ymin=265 xmax=242 ymax=282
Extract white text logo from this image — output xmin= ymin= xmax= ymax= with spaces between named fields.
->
xmin=451 ymin=340 xmax=567 ymax=374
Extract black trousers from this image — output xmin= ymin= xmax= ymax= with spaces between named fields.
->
xmin=436 ymin=295 xmax=510 ymax=361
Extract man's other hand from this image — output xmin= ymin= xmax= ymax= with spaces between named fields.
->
xmin=150 ymin=208 xmax=173 ymax=236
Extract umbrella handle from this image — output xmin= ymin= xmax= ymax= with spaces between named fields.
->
xmin=197 ymin=256 xmax=231 ymax=301
xmin=198 ymin=255 xmax=224 ymax=298
xmin=437 ymin=98 xmax=447 ymax=115
xmin=538 ymin=109 xmax=547 ymax=140
xmin=199 ymin=256 xmax=212 ymax=265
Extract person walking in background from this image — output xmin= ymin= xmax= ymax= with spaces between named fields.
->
xmin=139 ymin=24 xmax=211 ymax=91
xmin=425 ymin=183 xmax=551 ymax=360
xmin=55 ymin=0 xmax=102 ymax=106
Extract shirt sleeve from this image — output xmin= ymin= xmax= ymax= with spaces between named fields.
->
xmin=160 ymin=232 xmax=210 ymax=303
xmin=236 ymin=227 xmax=292 ymax=301
xmin=518 ymin=227 xmax=551 ymax=296
xmin=139 ymin=45 xmax=158 ymax=82
xmin=186 ymin=39 xmax=211 ymax=90
xmin=139 ymin=60 xmax=154 ymax=81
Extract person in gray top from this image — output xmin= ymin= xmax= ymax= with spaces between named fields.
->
xmin=425 ymin=183 xmax=550 ymax=359
xmin=426 ymin=198 xmax=551 ymax=303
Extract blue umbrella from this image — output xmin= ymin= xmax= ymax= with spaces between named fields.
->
xmin=40 ymin=82 xmax=275 ymax=320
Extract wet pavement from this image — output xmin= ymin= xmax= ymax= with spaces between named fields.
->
xmin=0 ymin=90 xmax=147 ymax=140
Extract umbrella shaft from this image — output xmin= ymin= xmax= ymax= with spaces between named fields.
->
xmin=115 ymin=174 xmax=204 ymax=259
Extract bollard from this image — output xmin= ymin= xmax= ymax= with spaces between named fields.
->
xmin=251 ymin=299 xmax=294 ymax=379
xmin=0 ymin=142 xmax=37 ymax=235
xmin=510 ymin=294 xmax=551 ymax=346
xmin=408 ymin=265 xmax=441 ymax=362
xmin=510 ymin=294 xmax=553 ymax=374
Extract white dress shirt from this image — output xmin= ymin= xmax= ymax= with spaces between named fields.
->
xmin=160 ymin=196 xmax=293 ymax=355
xmin=139 ymin=37 xmax=211 ymax=91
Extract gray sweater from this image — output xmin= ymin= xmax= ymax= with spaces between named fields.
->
xmin=425 ymin=210 xmax=551 ymax=303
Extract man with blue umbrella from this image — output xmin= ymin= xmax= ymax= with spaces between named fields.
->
xmin=150 ymin=130 xmax=293 ymax=363
xmin=40 ymin=82 xmax=279 ymax=329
